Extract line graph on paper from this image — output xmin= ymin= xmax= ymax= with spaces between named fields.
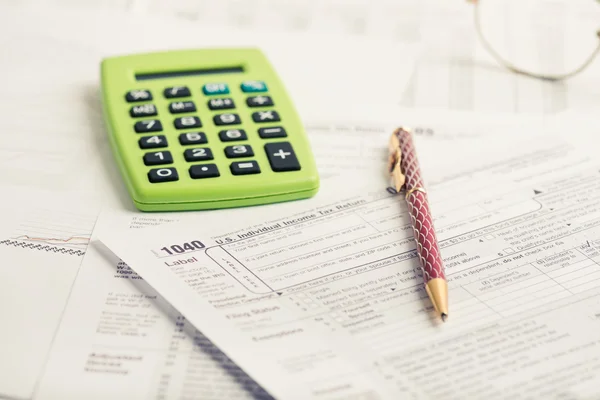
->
xmin=0 ymin=208 xmax=97 ymax=256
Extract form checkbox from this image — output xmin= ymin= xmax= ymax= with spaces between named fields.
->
xmin=503 ymin=247 xmax=515 ymax=254
xmin=485 ymin=234 xmax=496 ymax=240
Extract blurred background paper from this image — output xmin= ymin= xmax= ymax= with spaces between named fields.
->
xmin=5 ymin=0 xmax=600 ymax=115
xmin=0 ymin=7 xmax=418 ymax=114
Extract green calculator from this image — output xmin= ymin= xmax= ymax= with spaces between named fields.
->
xmin=100 ymin=48 xmax=319 ymax=212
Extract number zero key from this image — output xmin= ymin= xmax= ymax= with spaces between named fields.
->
xmin=148 ymin=167 xmax=178 ymax=183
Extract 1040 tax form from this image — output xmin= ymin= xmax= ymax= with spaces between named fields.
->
xmin=96 ymin=132 xmax=600 ymax=399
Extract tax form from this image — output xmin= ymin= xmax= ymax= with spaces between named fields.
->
xmin=95 ymin=130 xmax=600 ymax=399
xmin=28 ymin=112 xmax=556 ymax=399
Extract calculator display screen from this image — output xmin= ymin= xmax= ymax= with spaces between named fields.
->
xmin=135 ymin=66 xmax=244 ymax=80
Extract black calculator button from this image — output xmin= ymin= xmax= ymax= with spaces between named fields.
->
xmin=125 ymin=89 xmax=152 ymax=102
xmin=230 ymin=161 xmax=261 ymax=175
xmin=174 ymin=116 xmax=202 ymax=129
xmin=169 ymin=101 xmax=196 ymax=114
xmin=219 ymin=129 xmax=247 ymax=142
xmin=184 ymin=148 xmax=213 ymax=162
xmin=164 ymin=86 xmax=191 ymax=98
xmin=252 ymin=110 xmax=280 ymax=123
xmin=143 ymin=151 xmax=173 ymax=166
xmin=265 ymin=142 xmax=300 ymax=172
xmin=258 ymin=126 xmax=287 ymax=139
xmin=225 ymin=145 xmax=254 ymax=158
xmin=214 ymin=113 xmax=241 ymax=126
xmin=179 ymin=132 xmax=208 ymax=145
xmin=148 ymin=167 xmax=178 ymax=183
xmin=189 ymin=164 xmax=220 ymax=179
xmin=130 ymin=104 xmax=157 ymax=118
xmin=134 ymin=119 xmax=163 ymax=133
xmin=208 ymin=98 xmax=235 ymax=110
xmin=246 ymin=96 xmax=273 ymax=107
xmin=139 ymin=135 xmax=168 ymax=149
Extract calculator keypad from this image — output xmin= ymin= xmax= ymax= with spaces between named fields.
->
xmin=144 ymin=151 xmax=173 ymax=166
xmin=231 ymin=161 xmax=260 ymax=175
xmin=258 ymin=127 xmax=287 ymax=138
xmin=135 ymin=119 xmax=163 ymax=133
xmin=169 ymin=101 xmax=196 ymax=114
xmin=190 ymin=164 xmax=220 ymax=179
xmin=184 ymin=148 xmax=214 ymax=162
xmin=203 ymin=83 xmax=229 ymax=95
xmin=208 ymin=98 xmax=235 ymax=110
xmin=214 ymin=113 xmax=241 ymax=126
xmin=241 ymin=81 xmax=267 ymax=92
xmin=246 ymin=95 xmax=273 ymax=107
xmin=225 ymin=145 xmax=254 ymax=158
xmin=174 ymin=116 xmax=202 ymax=129
xmin=164 ymin=86 xmax=191 ymax=98
xmin=126 ymin=89 xmax=152 ymax=102
xmin=252 ymin=110 xmax=280 ymax=123
xmin=139 ymin=135 xmax=168 ymax=149
xmin=130 ymin=104 xmax=157 ymax=118
xmin=219 ymin=129 xmax=247 ymax=142
xmin=179 ymin=132 xmax=208 ymax=145
xmin=148 ymin=167 xmax=178 ymax=183
xmin=265 ymin=142 xmax=300 ymax=171
xmin=125 ymin=79 xmax=300 ymax=185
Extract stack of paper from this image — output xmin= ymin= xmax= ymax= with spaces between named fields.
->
xmin=94 ymin=121 xmax=600 ymax=399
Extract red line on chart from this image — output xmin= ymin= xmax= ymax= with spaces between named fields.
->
xmin=13 ymin=235 xmax=90 ymax=244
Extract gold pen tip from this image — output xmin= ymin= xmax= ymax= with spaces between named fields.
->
xmin=441 ymin=313 xmax=448 ymax=322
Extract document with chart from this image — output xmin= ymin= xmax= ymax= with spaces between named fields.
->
xmin=95 ymin=131 xmax=600 ymax=399
xmin=0 ymin=187 xmax=99 ymax=400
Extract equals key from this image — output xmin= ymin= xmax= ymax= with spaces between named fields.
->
xmin=230 ymin=161 xmax=261 ymax=175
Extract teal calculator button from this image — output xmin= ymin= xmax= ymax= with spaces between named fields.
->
xmin=241 ymin=80 xmax=267 ymax=92
xmin=203 ymin=83 xmax=229 ymax=95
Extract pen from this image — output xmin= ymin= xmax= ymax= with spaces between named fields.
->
xmin=388 ymin=127 xmax=448 ymax=321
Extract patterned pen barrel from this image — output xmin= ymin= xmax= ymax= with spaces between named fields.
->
xmin=388 ymin=127 xmax=448 ymax=321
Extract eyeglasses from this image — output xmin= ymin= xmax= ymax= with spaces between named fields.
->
xmin=468 ymin=0 xmax=600 ymax=81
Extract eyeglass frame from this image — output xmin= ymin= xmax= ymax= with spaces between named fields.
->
xmin=468 ymin=0 xmax=600 ymax=81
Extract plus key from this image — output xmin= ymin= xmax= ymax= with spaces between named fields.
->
xmin=264 ymin=142 xmax=300 ymax=172
xmin=246 ymin=95 xmax=274 ymax=107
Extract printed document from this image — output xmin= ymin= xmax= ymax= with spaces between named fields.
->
xmin=94 ymin=131 xmax=600 ymax=399
xmin=29 ymin=113 xmax=557 ymax=399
